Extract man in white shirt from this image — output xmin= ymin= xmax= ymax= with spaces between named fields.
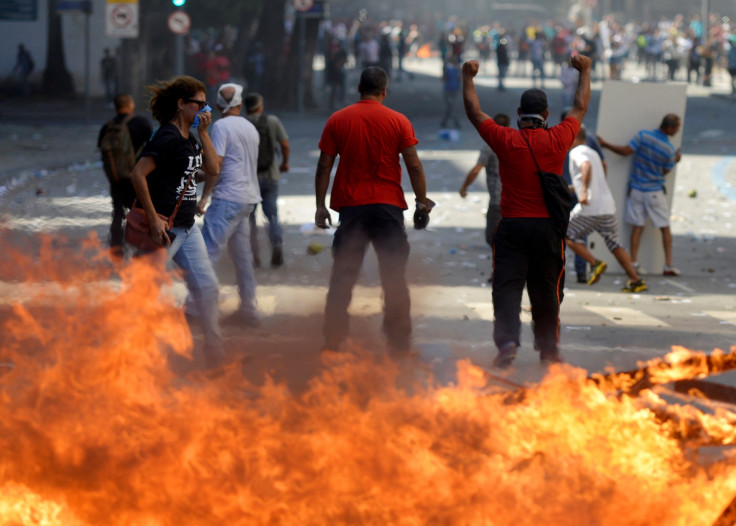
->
xmin=198 ymin=83 xmax=263 ymax=326
xmin=566 ymin=126 xmax=647 ymax=293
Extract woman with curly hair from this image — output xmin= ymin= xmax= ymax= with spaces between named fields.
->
xmin=129 ymin=75 xmax=225 ymax=369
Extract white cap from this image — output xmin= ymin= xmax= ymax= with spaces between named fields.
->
xmin=216 ymin=83 xmax=244 ymax=113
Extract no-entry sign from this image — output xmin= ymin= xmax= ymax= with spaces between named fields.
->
xmin=293 ymin=0 xmax=314 ymax=12
xmin=105 ymin=0 xmax=138 ymax=38
xmin=168 ymin=10 xmax=191 ymax=35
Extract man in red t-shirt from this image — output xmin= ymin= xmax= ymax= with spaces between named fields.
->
xmin=462 ymin=54 xmax=591 ymax=368
xmin=315 ymin=66 xmax=433 ymax=356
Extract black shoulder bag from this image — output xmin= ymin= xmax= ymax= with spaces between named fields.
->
xmin=520 ymin=130 xmax=573 ymax=238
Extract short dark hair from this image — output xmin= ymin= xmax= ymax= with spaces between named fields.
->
xmin=519 ymin=88 xmax=548 ymax=114
xmin=244 ymin=93 xmax=263 ymax=113
xmin=358 ymin=67 xmax=389 ymax=96
xmin=114 ymin=94 xmax=133 ymax=112
xmin=660 ymin=113 xmax=680 ymax=131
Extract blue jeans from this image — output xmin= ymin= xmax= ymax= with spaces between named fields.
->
xmin=168 ymin=223 xmax=225 ymax=368
xmin=249 ymin=177 xmax=283 ymax=256
xmin=201 ymin=199 xmax=258 ymax=318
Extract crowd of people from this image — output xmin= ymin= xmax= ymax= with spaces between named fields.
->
xmin=316 ymin=11 xmax=736 ymax=104
xmin=92 ymin=9 xmax=698 ymax=372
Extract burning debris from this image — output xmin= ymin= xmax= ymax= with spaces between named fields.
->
xmin=1 ymin=233 xmax=736 ymax=525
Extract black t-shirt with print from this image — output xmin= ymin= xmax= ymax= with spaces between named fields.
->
xmin=140 ymin=123 xmax=201 ymax=228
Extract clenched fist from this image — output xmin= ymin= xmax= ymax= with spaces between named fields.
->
xmin=571 ymin=54 xmax=592 ymax=71
xmin=462 ymin=60 xmax=480 ymax=78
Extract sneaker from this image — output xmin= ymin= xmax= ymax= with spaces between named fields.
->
xmin=271 ymin=246 xmax=284 ymax=267
xmin=587 ymin=260 xmax=608 ymax=285
xmin=621 ymin=279 xmax=648 ymax=293
xmin=492 ymin=341 xmax=517 ymax=369
xmin=576 ymin=273 xmax=587 ymax=284
xmin=632 ymin=262 xmax=647 ymax=276
xmin=663 ymin=265 xmax=681 ymax=276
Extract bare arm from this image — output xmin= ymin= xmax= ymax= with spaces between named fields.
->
xmin=462 ymin=60 xmax=491 ymax=130
xmin=197 ymin=155 xmax=223 ymax=215
xmin=401 ymin=145 xmax=430 ymax=208
xmin=129 ymin=156 xmax=171 ymax=247
xmin=279 ymin=139 xmax=290 ymax=172
xmin=315 ymin=151 xmax=336 ymax=228
xmin=565 ymin=54 xmax=592 ymax=125
xmin=663 ymin=147 xmax=682 ymax=175
xmin=596 ymin=134 xmax=634 ymax=157
xmin=460 ymin=164 xmax=484 ymax=197
xmin=579 ymin=161 xmax=591 ymax=205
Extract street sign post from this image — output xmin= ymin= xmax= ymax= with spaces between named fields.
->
xmin=106 ymin=0 xmax=139 ymax=39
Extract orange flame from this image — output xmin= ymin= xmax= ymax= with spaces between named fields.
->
xmin=1 ymin=232 xmax=736 ymax=525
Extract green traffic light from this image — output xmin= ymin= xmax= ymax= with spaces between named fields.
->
xmin=172 ymin=0 xmax=185 ymax=6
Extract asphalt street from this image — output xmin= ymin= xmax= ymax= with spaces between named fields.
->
xmin=2 ymin=56 xmax=736 ymax=389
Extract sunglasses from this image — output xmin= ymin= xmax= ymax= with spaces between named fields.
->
xmin=185 ymin=98 xmax=208 ymax=109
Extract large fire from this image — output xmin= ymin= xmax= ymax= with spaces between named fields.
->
xmin=1 ymin=233 xmax=736 ymax=525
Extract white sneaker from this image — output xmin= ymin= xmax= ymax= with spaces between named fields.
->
xmin=663 ymin=265 xmax=681 ymax=276
xmin=632 ymin=262 xmax=647 ymax=276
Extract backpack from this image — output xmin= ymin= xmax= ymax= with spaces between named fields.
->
xmin=255 ymin=114 xmax=274 ymax=172
xmin=100 ymin=115 xmax=136 ymax=182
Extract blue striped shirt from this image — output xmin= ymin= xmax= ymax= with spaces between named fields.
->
xmin=628 ymin=129 xmax=677 ymax=192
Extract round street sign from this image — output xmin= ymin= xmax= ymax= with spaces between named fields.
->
xmin=168 ymin=10 xmax=191 ymax=35
xmin=110 ymin=4 xmax=134 ymax=29
xmin=293 ymin=0 xmax=314 ymax=12
xmin=106 ymin=2 xmax=139 ymax=38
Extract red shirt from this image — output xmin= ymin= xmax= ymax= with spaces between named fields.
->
xmin=479 ymin=116 xmax=579 ymax=218
xmin=319 ymin=100 xmax=419 ymax=211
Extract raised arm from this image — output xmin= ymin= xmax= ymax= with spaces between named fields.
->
xmin=565 ymin=54 xmax=592 ymax=125
xmin=462 ymin=60 xmax=491 ymax=130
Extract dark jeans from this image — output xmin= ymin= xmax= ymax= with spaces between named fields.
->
xmin=109 ymin=178 xmax=136 ymax=247
xmin=249 ymin=177 xmax=283 ymax=255
xmin=324 ymin=204 xmax=411 ymax=350
xmin=492 ymin=217 xmax=565 ymax=357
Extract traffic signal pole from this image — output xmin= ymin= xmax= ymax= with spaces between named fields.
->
xmin=171 ymin=0 xmax=187 ymax=76
xmin=297 ymin=12 xmax=305 ymax=113
xmin=175 ymin=34 xmax=184 ymax=76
